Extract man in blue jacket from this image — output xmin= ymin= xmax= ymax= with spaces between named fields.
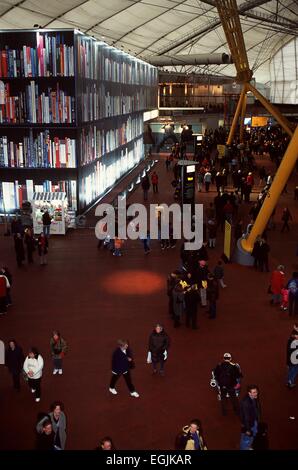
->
xmin=109 ymin=340 xmax=139 ymax=398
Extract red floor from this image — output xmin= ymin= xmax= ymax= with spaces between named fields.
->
xmin=0 ymin=154 xmax=297 ymax=450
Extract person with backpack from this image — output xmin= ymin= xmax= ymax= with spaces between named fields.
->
xmin=213 ymin=353 xmax=242 ymax=416
xmin=287 ymin=272 xmax=298 ymax=316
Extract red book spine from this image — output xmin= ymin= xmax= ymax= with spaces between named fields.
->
xmin=1 ymin=50 xmax=7 ymax=77
xmin=54 ymin=136 xmax=60 ymax=168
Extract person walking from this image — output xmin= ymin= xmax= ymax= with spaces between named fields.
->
xmin=49 ymin=401 xmax=67 ymax=450
xmin=213 ymin=353 xmax=241 ymax=416
xmin=207 ymin=219 xmax=217 ymax=249
xmin=184 ymin=284 xmax=199 ymax=329
xmin=281 ymin=207 xmax=293 ymax=232
xmin=14 ymin=233 xmax=25 ymax=268
xmin=50 ymin=331 xmax=67 ymax=375
xmin=270 ymin=265 xmax=285 ymax=305
xmin=140 ymin=231 xmax=151 ymax=254
xmin=23 ymin=347 xmax=44 ymax=402
xmin=213 ymin=260 xmax=227 ymax=288
xmin=286 ymin=329 xmax=298 ymax=388
xmin=151 ymin=171 xmax=159 ymax=193
xmin=24 ymin=227 xmax=35 ymax=263
xmin=239 ymin=385 xmax=261 ymax=450
xmin=113 ymin=237 xmax=123 ymax=256
xmin=172 ymin=282 xmax=185 ymax=327
xmin=5 ymin=339 xmax=25 ymax=391
xmin=1 ymin=266 xmax=12 ymax=306
xmin=42 ymin=210 xmax=52 ymax=237
xmin=0 ymin=270 xmax=10 ymax=315
xmin=207 ymin=273 xmax=219 ymax=319
xmin=35 ymin=417 xmax=55 ymax=450
xmin=109 ymin=340 xmax=139 ymax=397
xmin=37 ymin=232 xmax=49 ymax=265
xmin=36 ymin=401 xmax=67 ymax=450
xmin=287 ymin=272 xmax=298 ymax=316
xmin=204 ymin=170 xmax=212 ymax=192
xmin=147 ymin=324 xmax=170 ymax=375
xmin=141 ymin=175 xmax=150 ymax=201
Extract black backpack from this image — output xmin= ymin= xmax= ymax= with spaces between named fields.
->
xmin=216 ymin=363 xmax=234 ymax=387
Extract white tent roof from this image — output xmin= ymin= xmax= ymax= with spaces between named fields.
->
xmin=0 ymin=0 xmax=297 ymax=84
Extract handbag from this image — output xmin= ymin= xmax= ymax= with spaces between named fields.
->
xmin=22 ymin=370 xmax=29 ymax=382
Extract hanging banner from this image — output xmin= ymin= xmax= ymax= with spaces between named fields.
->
xmin=224 ymin=220 xmax=232 ymax=260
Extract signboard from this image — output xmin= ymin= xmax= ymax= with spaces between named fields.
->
xmin=217 ymin=144 xmax=226 ymax=159
xmin=224 ymin=221 xmax=232 ymax=260
xmin=251 ymin=116 xmax=268 ymax=127
xmin=182 ymin=166 xmax=195 ymax=205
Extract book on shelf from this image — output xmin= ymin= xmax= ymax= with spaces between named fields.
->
xmin=80 ymin=115 xmax=143 ymax=165
xmin=0 ymin=178 xmax=77 ymax=211
xmin=0 ymin=33 xmax=74 ymax=78
xmin=0 ymin=80 xmax=75 ymax=124
xmin=0 ymin=132 xmax=76 ymax=168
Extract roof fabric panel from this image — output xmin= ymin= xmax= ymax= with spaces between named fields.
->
xmin=0 ymin=0 xmax=296 ymax=83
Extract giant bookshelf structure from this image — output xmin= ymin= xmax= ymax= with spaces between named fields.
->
xmin=0 ymin=29 xmax=158 ymax=214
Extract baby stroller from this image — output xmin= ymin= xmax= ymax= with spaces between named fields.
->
xmin=210 ymin=363 xmax=242 ymax=401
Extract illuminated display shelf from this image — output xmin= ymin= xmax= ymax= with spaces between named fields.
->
xmin=0 ymin=28 xmax=158 ymax=213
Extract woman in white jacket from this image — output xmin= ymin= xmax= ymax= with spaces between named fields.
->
xmin=23 ymin=347 xmax=44 ymax=402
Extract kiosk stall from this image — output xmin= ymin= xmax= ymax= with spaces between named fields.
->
xmin=31 ymin=192 xmax=70 ymax=235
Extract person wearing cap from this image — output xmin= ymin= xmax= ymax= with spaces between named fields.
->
xmin=147 ymin=324 xmax=170 ymax=375
xmin=213 ymin=353 xmax=242 ymax=416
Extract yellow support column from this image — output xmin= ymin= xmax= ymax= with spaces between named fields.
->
xmin=241 ymin=125 xmax=298 ymax=253
xmin=247 ymin=83 xmax=293 ymax=137
xmin=227 ymin=86 xmax=246 ymax=146
xmin=239 ymin=87 xmax=247 ymax=144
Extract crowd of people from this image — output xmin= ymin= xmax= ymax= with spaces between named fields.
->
xmin=1 ymin=123 xmax=297 ymax=451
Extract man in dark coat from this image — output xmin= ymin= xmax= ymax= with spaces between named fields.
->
xmin=141 ymin=175 xmax=150 ymax=201
xmin=207 ymin=273 xmax=219 ymax=319
xmin=42 ymin=210 xmax=52 ymax=237
xmin=148 ymin=324 xmax=170 ymax=375
xmin=109 ymin=340 xmax=139 ymax=397
xmin=239 ymin=385 xmax=261 ymax=450
xmin=184 ymin=285 xmax=199 ymax=329
xmin=5 ymin=340 xmax=25 ymax=390
xmin=36 ymin=418 xmax=55 ymax=450
xmin=14 ymin=233 xmax=25 ymax=267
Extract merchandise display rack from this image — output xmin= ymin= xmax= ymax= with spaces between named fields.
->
xmin=0 ymin=28 xmax=158 ymax=215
